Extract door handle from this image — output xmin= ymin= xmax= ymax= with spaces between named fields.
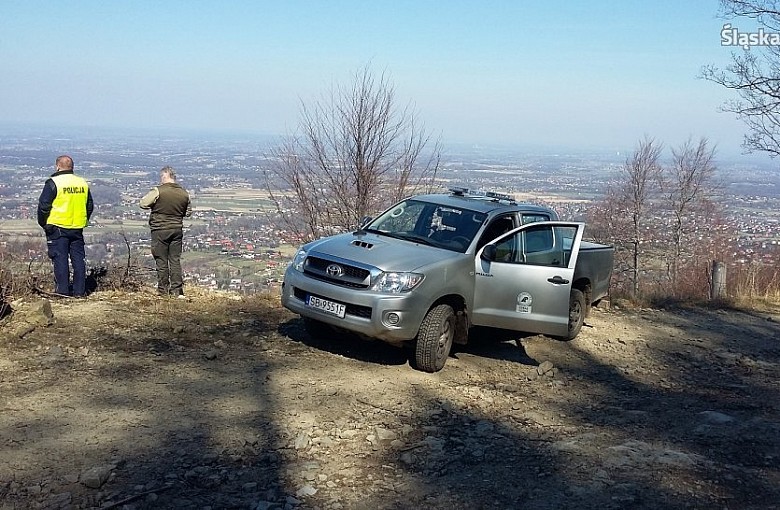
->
xmin=547 ymin=276 xmax=569 ymax=285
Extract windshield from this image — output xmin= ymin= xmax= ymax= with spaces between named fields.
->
xmin=367 ymin=199 xmax=487 ymax=253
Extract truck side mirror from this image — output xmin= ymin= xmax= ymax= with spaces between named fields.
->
xmin=481 ymin=245 xmax=497 ymax=261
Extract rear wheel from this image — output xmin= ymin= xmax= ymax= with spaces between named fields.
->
xmin=415 ymin=304 xmax=456 ymax=372
xmin=564 ymin=289 xmax=586 ymax=340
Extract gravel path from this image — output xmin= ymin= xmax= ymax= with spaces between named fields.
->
xmin=1 ymin=291 xmax=779 ymax=509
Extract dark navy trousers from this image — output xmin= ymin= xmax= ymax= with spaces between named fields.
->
xmin=45 ymin=226 xmax=86 ymax=296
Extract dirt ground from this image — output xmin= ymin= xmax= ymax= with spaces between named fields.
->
xmin=1 ymin=289 xmax=779 ymax=510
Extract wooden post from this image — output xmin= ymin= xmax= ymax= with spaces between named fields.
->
xmin=711 ymin=261 xmax=727 ymax=300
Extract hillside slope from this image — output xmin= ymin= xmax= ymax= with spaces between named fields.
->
xmin=1 ymin=290 xmax=779 ymax=510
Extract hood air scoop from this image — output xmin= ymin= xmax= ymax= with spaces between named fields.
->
xmin=351 ymin=239 xmax=374 ymax=249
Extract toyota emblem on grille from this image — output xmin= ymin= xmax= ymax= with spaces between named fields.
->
xmin=326 ymin=264 xmax=344 ymax=277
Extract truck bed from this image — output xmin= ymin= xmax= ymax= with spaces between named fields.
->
xmin=575 ymin=242 xmax=614 ymax=304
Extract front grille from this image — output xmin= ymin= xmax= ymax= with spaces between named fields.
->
xmin=293 ymin=287 xmax=372 ymax=319
xmin=304 ymin=272 xmax=368 ymax=289
xmin=304 ymin=256 xmax=372 ymax=289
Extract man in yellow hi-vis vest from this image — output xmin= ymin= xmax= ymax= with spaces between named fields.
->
xmin=37 ymin=155 xmax=94 ymax=297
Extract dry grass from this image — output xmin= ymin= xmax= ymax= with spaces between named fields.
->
xmin=133 ymin=285 xmax=289 ymax=336
xmin=608 ymin=258 xmax=780 ymax=312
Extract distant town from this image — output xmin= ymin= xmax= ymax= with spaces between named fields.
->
xmin=1 ymin=125 xmax=779 ymax=293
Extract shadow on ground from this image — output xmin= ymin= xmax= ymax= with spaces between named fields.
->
xmin=279 ymin=318 xmax=542 ymax=369
xmin=2 ymin=298 xmax=778 ymax=509
xmin=278 ymin=317 xmax=412 ymax=367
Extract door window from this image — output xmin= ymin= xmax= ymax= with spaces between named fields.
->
xmin=476 ymin=215 xmax=516 ymax=251
xmin=492 ymin=224 xmax=577 ymax=267
xmin=521 ymin=213 xmax=550 ymax=224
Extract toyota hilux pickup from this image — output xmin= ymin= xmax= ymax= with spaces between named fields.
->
xmin=281 ymin=188 xmax=614 ymax=372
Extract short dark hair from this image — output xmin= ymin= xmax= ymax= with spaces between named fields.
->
xmin=56 ymin=155 xmax=74 ymax=171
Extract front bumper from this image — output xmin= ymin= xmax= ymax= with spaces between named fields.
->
xmin=281 ymin=268 xmax=429 ymax=343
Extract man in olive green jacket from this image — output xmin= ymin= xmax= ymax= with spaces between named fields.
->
xmin=140 ymin=166 xmax=192 ymax=297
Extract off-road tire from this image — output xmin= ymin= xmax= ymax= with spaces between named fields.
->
xmin=415 ymin=304 xmax=456 ymax=372
xmin=564 ymin=288 xmax=586 ymax=340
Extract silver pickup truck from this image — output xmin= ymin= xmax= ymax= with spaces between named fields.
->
xmin=281 ymin=188 xmax=614 ymax=372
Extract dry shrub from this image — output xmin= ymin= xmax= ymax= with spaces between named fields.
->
xmin=0 ymin=265 xmax=13 ymax=320
xmin=670 ymin=260 xmax=714 ymax=301
xmin=0 ymin=236 xmax=149 ymax=314
xmin=617 ymin=259 xmax=725 ymax=308
xmin=635 ymin=259 xmax=780 ymax=311
xmin=1 ymin=245 xmax=43 ymax=317
xmin=729 ymin=262 xmax=780 ymax=310
xmin=86 ymin=264 xmax=151 ymax=293
xmin=1 ymin=236 xmax=45 ymax=303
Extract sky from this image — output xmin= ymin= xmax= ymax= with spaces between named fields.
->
xmin=0 ymin=1 xmax=770 ymax=158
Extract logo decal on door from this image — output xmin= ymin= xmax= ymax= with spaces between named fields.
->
xmin=516 ymin=292 xmax=533 ymax=313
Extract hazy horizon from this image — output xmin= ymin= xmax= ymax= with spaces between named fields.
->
xmin=3 ymin=1 xmax=774 ymax=161
xmin=2 ymin=120 xmax=778 ymax=170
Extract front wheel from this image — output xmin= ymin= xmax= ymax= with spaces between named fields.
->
xmin=415 ymin=304 xmax=456 ymax=372
xmin=563 ymin=289 xmax=586 ymax=340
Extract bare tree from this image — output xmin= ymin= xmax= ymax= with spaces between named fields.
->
xmin=701 ymin=0 xmax=780 ymax=156
xmin=621 ymin=137 xmax=663 ymax=297
xmin=587 ymin=137 xmax=662 ymax=299
xmin=265 ymin=65 xmax=441 ymax=242
xmin=662 ymin=137 xmax=718 ymax=291
xmin=586 ymin=185 xmax=634 ymax=297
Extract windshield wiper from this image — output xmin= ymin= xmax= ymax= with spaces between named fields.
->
xmin=397 ymin=233 xmax=434 ymax=246
xmin=360 ymin=229 xmax=435 ymax=246
xmin=358 ymin=228 xmax=397 ymax=239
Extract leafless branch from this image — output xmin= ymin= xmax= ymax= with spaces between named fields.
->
xmin=702 ymin=0 xmax=780 ymax=156
xmin=264 ymin=64 xmax=441 ymax=241
xmin=662 ymin=137 xmax=719 ymax=292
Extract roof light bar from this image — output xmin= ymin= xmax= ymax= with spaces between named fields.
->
xmin=449 ymin=186 xmax=470 ymax=196
xmin=448 ymin=187 xmax=517 ymax=204
xmin=485 ymin=191 xmax=514 ymax=201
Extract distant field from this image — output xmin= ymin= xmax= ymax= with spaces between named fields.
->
xmin=183 ymin=252 xmax=264 ymax=270
xmin=184 ymin=245 xmax=297 ymax=264
xmin=0 ymin=219 xmax=40 ymax=233
xmin=732 ymin=204 xmax=780 ymax=218
xmin=195 ymin=188 xmax=274 ymax=212
xmin=181 ymin=250 xmax=291 ymax=283
xmin=0 ymin=219 xmax=153 ymax=235
xmin=0 ymin=218 xmax=208 ymax=236
xmin=277 ymin=244 xmax=298 ymax=256
xmin=514 ymin=192 xmax=592 ymax=204
xmin=92 ymin=169 xmax=149 ymax=179
xmin=93 ymin=220 xmax=148 ymax=233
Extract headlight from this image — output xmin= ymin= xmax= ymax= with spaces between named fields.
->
xmin=291 ymin=249 xmax=307 ymax=272
xmin=371 ymin=272 xmax=424 ymax=293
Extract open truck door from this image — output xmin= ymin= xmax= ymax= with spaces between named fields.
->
xmin=472 ymin=222 xmax=584 ymax=338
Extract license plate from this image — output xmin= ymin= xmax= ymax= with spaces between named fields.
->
xmin=306 ymin=295 xmax=346 ymax=318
